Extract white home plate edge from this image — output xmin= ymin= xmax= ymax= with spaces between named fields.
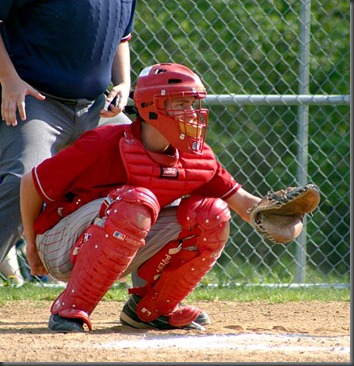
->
xmin=97 ymin=333 xmax=349 ymax=354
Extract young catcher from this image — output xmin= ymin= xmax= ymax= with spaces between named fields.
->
xmin=20 ymin=63 xmax=320 ymax=332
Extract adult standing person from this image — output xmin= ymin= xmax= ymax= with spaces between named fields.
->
xmin=0 ymin=0 xmax=136 ymax=263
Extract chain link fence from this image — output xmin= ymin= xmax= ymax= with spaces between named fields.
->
xmin=1 ymin=0 xmax=350 ymax=288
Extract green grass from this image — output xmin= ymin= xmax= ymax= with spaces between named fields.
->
xmin=0 ymin=282 xmax=349 ymax=307
xmin=187 ymin=285 xmax=350 ymax=303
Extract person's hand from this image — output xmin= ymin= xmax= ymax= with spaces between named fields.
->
xmin=25 ymin=241 xmax=48 ymax=277
xmin=1 ymin=77 xmax=46 ymax=126
xmin=100 ymin=83 xmax=130 ymax=118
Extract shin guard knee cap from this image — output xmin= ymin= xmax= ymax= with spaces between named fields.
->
xmin=101 ymin=185 xmax=160 ymax=224
xmin=177 ymin=195 xmax=231 ymax=252
xmin=101 ymin=186 xmax=160 ymax=244
xmin=177 ymin=195 xmax=231 ymax=231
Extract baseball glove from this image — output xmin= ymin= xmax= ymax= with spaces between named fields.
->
xmin=248 ymin=183 xmax=320 ymax=244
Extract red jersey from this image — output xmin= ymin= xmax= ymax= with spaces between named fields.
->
xmin=32 ymin=121 xmax=241 ymax=234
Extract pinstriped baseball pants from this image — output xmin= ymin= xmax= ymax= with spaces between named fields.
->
xmin=36 ymin=198 xmax=182 ymax=284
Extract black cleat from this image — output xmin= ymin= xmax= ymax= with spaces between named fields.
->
xmin=48 ymin=314 xmax=85 ymax=333
xmin=120 ymin=294 xmax=210 ymax=330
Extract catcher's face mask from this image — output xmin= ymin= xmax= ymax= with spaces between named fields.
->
xmin=161 ymin=94 xmax=208 ymax=153
xmin=133 ymin=63 xmax=209 ymax=154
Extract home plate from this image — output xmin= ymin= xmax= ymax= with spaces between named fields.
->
xmin=98 ymin=333 xmax=350 ymax=354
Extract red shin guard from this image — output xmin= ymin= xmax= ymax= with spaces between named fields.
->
xmin=51 ymin=186 xmax=160 ymax=330
xmin=132 ymin=195 xmax=231 ymax=326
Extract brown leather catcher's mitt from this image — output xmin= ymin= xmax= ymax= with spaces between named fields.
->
xmin=248 ymin=183 xmax=321 ymax=244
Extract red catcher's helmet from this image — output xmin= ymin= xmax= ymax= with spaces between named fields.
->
xmin=133 ymin=63 xmax=208 ymax=154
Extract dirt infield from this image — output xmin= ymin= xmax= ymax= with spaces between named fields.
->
xmin=0 ymin=299 xmax=350 ymax=362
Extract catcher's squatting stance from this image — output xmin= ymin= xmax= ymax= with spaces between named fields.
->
xmin=20 ymin=63 xmax=321 ymax=332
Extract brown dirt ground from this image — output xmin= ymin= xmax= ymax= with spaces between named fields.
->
xmin=0 ymin=299 xmax=350 ymax=363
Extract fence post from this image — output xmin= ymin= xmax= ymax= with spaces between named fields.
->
xmin=295 ymin=0 xmax=311 ymax=283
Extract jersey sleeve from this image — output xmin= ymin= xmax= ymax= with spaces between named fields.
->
xmin=32 ymin=132 xmax=100 ymax=202
xmin=121 ymin=0 xmax=136 ymax=41
xmin=31 ymin=126 xmax=126 ymax=203
xmin=194 ymin=161 xmax=242 ymax=199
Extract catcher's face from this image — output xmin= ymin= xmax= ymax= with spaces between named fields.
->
xmin=165 ymin=96 xmax=205 ymax=139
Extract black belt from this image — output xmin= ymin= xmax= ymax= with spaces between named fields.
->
xmin=40 ymin=92 xmax=94 ymax=105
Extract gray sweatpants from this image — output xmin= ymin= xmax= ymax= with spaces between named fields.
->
xmin=36 ymin=199 xmax=182 ymax=285
xmin=0 ymin=93 xmax=131 ymax=262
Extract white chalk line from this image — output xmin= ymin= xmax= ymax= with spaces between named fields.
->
xmin=97 ymin=333 xmax=350 ymax=354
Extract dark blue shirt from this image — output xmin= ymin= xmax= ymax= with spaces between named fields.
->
xmin=0 ymin=0 xmax=136 ymax=99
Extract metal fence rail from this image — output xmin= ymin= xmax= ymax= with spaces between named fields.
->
xmin=205 ymin=95 xmax=350 ymax=105
xmin=0 ymin=0 xmax=350 ymax=288
xmin=205 ymin=93 xmax=350 ymax=285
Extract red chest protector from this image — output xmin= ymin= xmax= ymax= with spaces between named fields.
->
xmin=119 ymin=129 xmax=217 ymax=207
